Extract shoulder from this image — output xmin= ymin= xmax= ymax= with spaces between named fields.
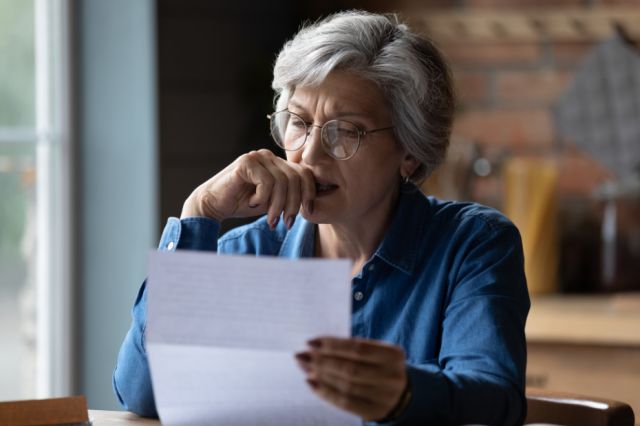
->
xmin=382 ymin=191 xmax=521 ymax=272
xmin=419 ymin=197 xmax=527 ymax=303
xmin=422 ymin=197 xmax=524 ymax=275
xmin=404 ymin=193 xmax=523 ymax=260
xmin=218 ymin=216 xmax=288 ymax=255
xmin=426 ymin=196 xmax=516 ymax=235
xmin=391 ymin=190 xmax=521 ymax=252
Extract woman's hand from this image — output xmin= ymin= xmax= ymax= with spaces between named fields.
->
xmin=181 ymin=149 xmax=316 ymax=228
xmin=295 ymin=337 xmax=409 ymax=421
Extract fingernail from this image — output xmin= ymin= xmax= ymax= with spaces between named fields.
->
xmin=269 ymin=216 xmax=279 ymax=230
xmin=248 ymin=203 xmax=259 ymax=208
xmin=286 ymin=216 xmax=295 ymax=229
xmin=306 ymin=378 xmax=319 ymax=389
xmin=295 ymin=352 xmax=312 ymax=363
xmin=295 ymin=353 xmax=312 ymax=372
xmin=307 ymin=338 xmax=322 ymax=349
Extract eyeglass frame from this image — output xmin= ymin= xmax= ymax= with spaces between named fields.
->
xmin=266 ymin=109 xmax=395 ymax=160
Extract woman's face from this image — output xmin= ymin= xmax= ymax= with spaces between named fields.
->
xmin=286 ymin=70 xmax=411 ymax=226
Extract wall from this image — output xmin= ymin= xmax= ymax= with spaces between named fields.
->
xmin=393 ymin=0 xmax=639 ymax=293
xmin=157 ymin=0 xmax=300 ymax=234
xmin=77 ymin=0 xmax=157 ymax=410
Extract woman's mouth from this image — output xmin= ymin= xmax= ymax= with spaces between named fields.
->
xmin=315 ymin=182 xmax=339 ymax=196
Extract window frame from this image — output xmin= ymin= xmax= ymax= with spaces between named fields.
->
xmin=34 ymin=0 xmax=74 ymax=397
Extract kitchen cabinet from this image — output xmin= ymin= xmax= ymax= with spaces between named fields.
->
xmin=526 ymin=295 xmax=640 ymax=419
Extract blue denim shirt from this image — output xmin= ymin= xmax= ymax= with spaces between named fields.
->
xmin=113 ymin=189 xmax=530 ymax=425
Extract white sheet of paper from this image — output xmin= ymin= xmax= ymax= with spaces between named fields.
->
xmin=146 ymin=250 xmax=361 ymax=426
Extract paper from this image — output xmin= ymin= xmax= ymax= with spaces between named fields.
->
xmin=146 ymin=251 xmax=361 ymax=426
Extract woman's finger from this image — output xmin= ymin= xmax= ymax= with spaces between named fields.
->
xmin=249 ymin=150 xmax=289 ymax=228
xmin=308 ymin=336 xmax=406 ymax=366
xmin=270 ymin=157 xmax=302 ymax=229
xmin=238 ymin=152 xmax=275 ymax=209
xmin=310 ymin=353 xmax=402 ymax=386
xmin=265 ymin=170 xmax=288 ymax=229
xmin=312 ymin=370 xmax=386 ymax=403
xmin=291 ymin=164 xmax=316 ymax=216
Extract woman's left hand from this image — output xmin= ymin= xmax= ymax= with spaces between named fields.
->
xmin=295 ymin=337 xmax=408 ymax=421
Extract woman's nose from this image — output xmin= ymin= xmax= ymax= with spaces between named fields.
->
xmin=301 ymin=125 xmax=327 ymax=165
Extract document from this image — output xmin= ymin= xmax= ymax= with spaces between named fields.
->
xmin=146 ymin=250 xmax=361 ymax=426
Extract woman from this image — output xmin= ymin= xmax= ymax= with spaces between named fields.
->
xmin=113 ymin=11 xmax=529 ymax=425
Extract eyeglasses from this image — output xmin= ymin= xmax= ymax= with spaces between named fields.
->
xmin=267 ymin=110 xmax=394 ymax=160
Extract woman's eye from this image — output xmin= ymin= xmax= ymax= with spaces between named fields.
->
xmin=337 ymin=127 xmax=359 ymax=139
xmin=290 ymin=119 xmax=306 ymax=128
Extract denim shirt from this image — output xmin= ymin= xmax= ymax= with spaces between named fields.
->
xmin=113 ymin=189 xmax=530 ymax=425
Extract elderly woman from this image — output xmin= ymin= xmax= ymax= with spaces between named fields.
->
xmin=113 ymin=10 xmax=529 ymax=426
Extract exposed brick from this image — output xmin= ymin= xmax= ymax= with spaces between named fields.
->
xmin=452 ymin=108 xmax=553 ymax=150
xmin=453 ymin=70 xmax=491 ymax=103
xmin=557 ymin=149 xmax=613 ymax=196
xmin=593 ymin=0 xmax=640 ymax=4
xmin=551 ymin=42 xmax=595 ymax=66
xmin=397 ymin=0 xmax=460 ymax=9
xmin=441 ymin=42 xmax=543 ymax=66
xmin=496 ymin=70 xmax=572 ymax=104
xmin=467 ymin=0 xmax=584 ymax=6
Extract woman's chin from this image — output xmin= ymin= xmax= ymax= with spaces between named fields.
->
xmin=300 ymin=206 xmax=333 ymax=225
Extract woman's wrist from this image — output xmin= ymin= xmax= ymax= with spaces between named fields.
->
xmin=180 ymin=191 xmax=224 ymax=222
xmin=375 ymin=377 xmax=412 ymax=423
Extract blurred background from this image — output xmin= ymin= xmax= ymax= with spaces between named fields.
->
xmin=1 ymin=0 xmax=638 ymax=415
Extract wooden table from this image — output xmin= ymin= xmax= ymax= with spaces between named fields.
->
xmin=525 ymin=294 xmax=640 ymax=420
xmin=526 ymin=294 xmax=640 ymax=345
xmin=89 ymin=410 xmax=159 ymax=425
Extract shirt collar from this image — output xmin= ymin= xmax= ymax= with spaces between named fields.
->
xmin=278 ymin=215 xmax=316 ymax=258
xmin=277 ymin=187 xmax=429 ymax=273
xmin=373 ymin=187 xmax=429 ymax=275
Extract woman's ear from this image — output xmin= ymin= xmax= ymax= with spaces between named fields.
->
xmin=401 ymin=153 xmax=420 ymax=178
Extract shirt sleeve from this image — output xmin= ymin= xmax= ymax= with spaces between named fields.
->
xmin=112 ymin=217 xmax=220 ymax=417
xmin=382 ymin=222 xmax=530 ymax=426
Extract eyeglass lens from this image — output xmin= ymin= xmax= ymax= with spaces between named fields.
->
xmin=270 ymin=111 xmax=360 ymax=160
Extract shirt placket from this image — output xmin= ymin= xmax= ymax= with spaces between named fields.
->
xmin=351 ymin=261 xmax=377 ymax=338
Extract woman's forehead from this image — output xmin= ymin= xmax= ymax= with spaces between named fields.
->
xmin=288 ymin=75 xmax=389 ymax=121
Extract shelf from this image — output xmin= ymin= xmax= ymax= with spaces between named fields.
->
xmin=526 ymin=293 xmax=640 ymax=346
xmin=406 ymin=7 xmax=640 ymax=42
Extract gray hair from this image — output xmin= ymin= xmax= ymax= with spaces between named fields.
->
xmin=272 ymin=10 xmax=455 ymax=182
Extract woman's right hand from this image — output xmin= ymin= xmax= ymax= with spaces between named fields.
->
xmin=180 ymin=149 xmax=316 ymax=229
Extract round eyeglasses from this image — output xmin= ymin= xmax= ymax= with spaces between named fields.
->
xmin=267 ymin=110 xmax=394 ymax=160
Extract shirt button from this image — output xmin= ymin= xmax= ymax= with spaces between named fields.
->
xmin=367 ymin=264 xmax=375 ymax=272
xmin=354 ymin=291 xmax=364 ymax=301
xmin=166 ymin=241 xmax=175 ymax=250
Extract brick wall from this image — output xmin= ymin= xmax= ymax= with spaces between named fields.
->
xmin=390 ymin=0 xmax=639 ymax=292
xmin=341 ymin=0 xmax=637 ymax=208
xmin=445 ymin=38 xmax=614 ymax=202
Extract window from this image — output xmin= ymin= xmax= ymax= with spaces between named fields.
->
xmin=0 ymin=0 xmax=72 ymax=399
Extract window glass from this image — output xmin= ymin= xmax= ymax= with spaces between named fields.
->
xmin=0 ymin=0 xmax=35 ymax=126
xmin=0 ymin=0 xmax=37 ymax=400
xmin=0 ymin=143 xmax=36 ymax=399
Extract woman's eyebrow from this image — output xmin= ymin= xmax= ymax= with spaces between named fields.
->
xmin=287 ymin=100 xmax=372 ymax=120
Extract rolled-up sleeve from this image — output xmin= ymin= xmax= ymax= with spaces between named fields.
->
xmin=112 ymin=217 xmax=220 ymax=417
